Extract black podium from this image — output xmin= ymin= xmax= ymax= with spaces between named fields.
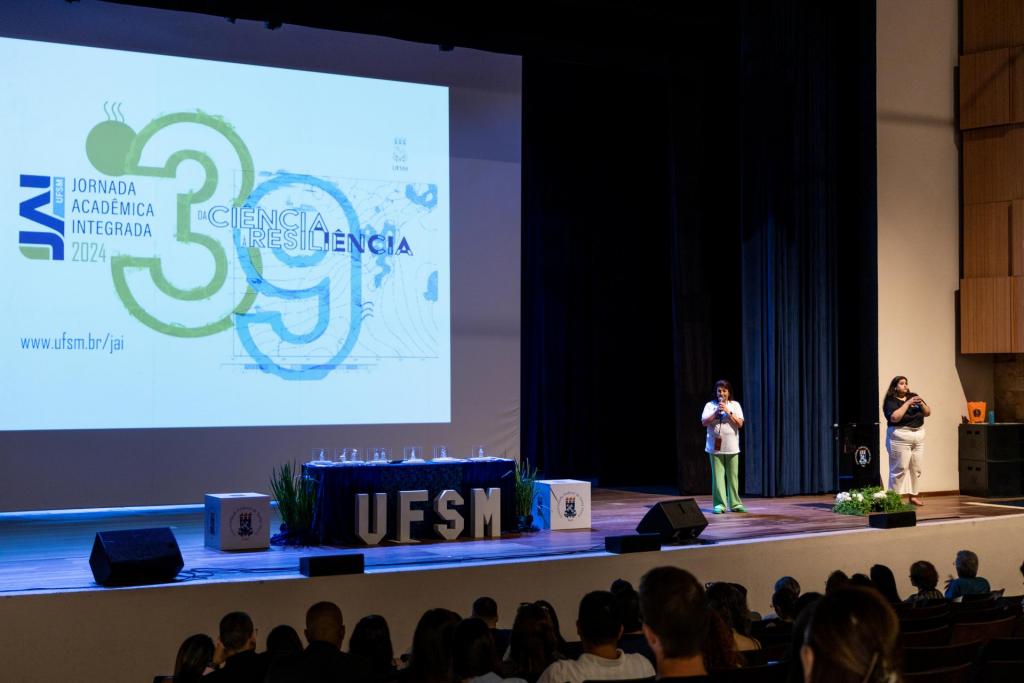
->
xmin=836 ymin=422 xmax=881 ymax=491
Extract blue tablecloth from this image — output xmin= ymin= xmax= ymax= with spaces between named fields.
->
xmin=304 ymin=459 xmax=516 ymax=545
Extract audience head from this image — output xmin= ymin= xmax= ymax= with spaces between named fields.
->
xmin=349 ymin=614 xmax=395 ymax=678
xmin=266 ymin=624 xmax=303 ymax=657
xmin=452 ymin=618 xmax=500 ymax=681
xmin=576 ymin=590 xmax=623 ymax=646
xmin=706 ymin=582 xmax=753 ymax=636
xmin=794 ymin=592 xmax=823 ymax=618
xmin=305 ymin=601 xmax=345 ymax=648
xmin=909 ymin=560 xmax=939 ymax=591
xmin=509 ymin=602 xmax=559 ymax=675
xmin=218 ymin=611 xmax=256 ymax=656
xmin=850 ymin=573 xmax=874 ymax=589
xmin=771 ymin=587 xmax=798 ymax=621
xmin=774 ymin=576 xmax=801 ymax=596
xmin=471 ymin=596 xmax=499 ymax=628
xmin=955 ymin=550 xmax=980 ymax=578
xmin=173 ymin=633 xmax=214 ymax=683
xmin=870 ymin=564 xmax=901 ymax=604
xmin=410 ymin=608 xmax=460 ymax=683
xmin=611 ymin=580 xmax=642 ymax=633
xmin=800 ymin=587 xmax=900 ymax=683
xmin=638 ymin=566 xmax=711 ymax=661
xmin=702 ymin=610 xmax=742 ymax=671
xmin=533 ymin=599 xmax=567 ymax=646
xmin=825 ymin=570 xmax=850 ymax=594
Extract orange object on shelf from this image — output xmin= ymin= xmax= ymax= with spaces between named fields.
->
xmin=967 ymin=401 xmax=987 ymax=424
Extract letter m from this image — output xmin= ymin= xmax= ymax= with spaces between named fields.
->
xmin=18 ymin=174 xmax=64 ymax=261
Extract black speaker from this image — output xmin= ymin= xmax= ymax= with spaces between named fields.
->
xmin=636 ymin=499 xmax=707 ymax=543
xmin=605 ymin=533 xmax=662 ymax=554
xmin=89 ymin=527 xmax=183 ymax=587
xmin=299 ymin=553 xmax=365 ymax=577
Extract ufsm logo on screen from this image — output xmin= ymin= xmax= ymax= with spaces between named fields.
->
xmin=17 ymin=174 xmax=65 ymax=261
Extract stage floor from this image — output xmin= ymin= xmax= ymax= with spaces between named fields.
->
xmin=3 ymin=490 xmax=1024 ymax=595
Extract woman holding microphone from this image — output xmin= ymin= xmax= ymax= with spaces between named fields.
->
xmin=883 ymin=376 xmax=930 ymax=506
xmin=701 ymin=379 xmax=745 ymax=514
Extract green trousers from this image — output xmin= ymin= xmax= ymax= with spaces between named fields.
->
xmin=709 ymin=452 xmax=743 ymax=509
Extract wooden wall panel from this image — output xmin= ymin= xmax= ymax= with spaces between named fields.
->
xmin=1013 ymin=200 xmax=1024 ymax=275
xmin=964 ymin=0 xmax=1024 ymax=54
xmin=963 ymin=126 xmax=1024 ymax=204
xmin=1012 ymin=48 xmax=1024 ymax=122
xmin=1013 ymin=276 xmax=1024 ymax=351
xmin=964 ymin=202 xmax=1011 ymax=276
xmin=960 ymin=48 xmax=1011 ymax=129
xmin=961 ymin=277 xmax=1014 ymax=353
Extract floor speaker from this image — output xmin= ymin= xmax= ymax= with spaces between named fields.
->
xmin=636 ymin=498 xmax=708 ymax=543
xmin=89 ymin=527 xmax=184 ymax=587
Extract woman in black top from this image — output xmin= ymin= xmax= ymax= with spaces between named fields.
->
xmin=882 ymin=376 xmax=930 ymax=506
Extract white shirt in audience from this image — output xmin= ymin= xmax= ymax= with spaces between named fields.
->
xmin=536 ymin=650 xmax=654 ymax=683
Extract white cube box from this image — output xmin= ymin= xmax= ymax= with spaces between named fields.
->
xmin=531 ymin=479 xmax=591 ymax=530
xmin=204 ymin=493 xmax=271 ymax=551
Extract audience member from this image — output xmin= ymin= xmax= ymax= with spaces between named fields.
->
xmin=775 ymin=576 xmax=800 ymax=597
xmin=536 ymin=591 xmax=654 ymax=683
xmin=639 ymin=566 xmax=712 ymax=681
xmin=793 ymin=592 xmax=823 ymax=619
xmin=534 ymin=600 xmax=571 ymax=657
xmin=770 ymin=588 xmax=798 ymax=624
xmin=205 ymin=611 xmax=268 ymax=683
xmin=161 ymin=633 xmax=215 ymax=683
xmin=904 ymin=561 xmax=943 ymax=605
xmin=849 ymin=574 xmax=874 ymax=590
xmin=702 ymin=611 xmax=742 ymax=671
xmin=266 ymin=601 xmax=368 ymax=683
xmin=350 ymin=614 xmax=397 ymax=683
xmin=501 ymin=603 xmax=562 ymax=683
xmin=610 ymin=580 xmax=653 ymax=664
xmin=265 ymin=625 xmax=303 ymax=658
xmin=945 ymin=549 xmax=991 ymax=599
xmin=869 ymin=565 xmax=901 ymax=604
xmin=473 ymin=597 xmax=509 ymax=660
xmin=453 ymin=617 xmax=524 ymax=683
xmin=407 ymin=608 xmax=461 ymax=683
xmin=800 ymin=587 xmax=901 ymax=683
xmin=824 ymin=571 xmax=850 ymax=594
xmin=706 ymin=582 xmax=759 ymax=651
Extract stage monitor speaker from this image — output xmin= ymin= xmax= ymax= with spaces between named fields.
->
xmin=636 ymin=498 xmax=707 ymax=543
xmin=89 ymin=527 xmax=184 ymax=587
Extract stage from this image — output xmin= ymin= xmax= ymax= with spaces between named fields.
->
xmin=2 ymin=490 xmax=1024 ymax=683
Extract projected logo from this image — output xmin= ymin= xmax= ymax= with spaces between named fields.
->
xmin=74 ymin=106 xmax=441 ymax=381
xmin=17 ymin=174 xmax=65 ymax=261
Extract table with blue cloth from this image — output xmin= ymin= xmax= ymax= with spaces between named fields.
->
xmin=304 ymin=458 xmax=517 ymax=545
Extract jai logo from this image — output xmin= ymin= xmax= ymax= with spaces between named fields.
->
xmin=230 ymin=507 xmax=263 ymax=540
xmin=18 ymin=174 xmax=65 ymax=260
xmin=854 ymin=446 xmax=872 ymax=467
xmin=563 ymin=495 xmax=577 ymax=520
xmin=559 ymin=491 xmax=585 ymax=520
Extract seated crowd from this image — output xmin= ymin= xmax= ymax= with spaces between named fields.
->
xmin=159 ymin=550 xmax=1024 ymax=683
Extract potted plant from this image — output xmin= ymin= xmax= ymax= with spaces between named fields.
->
xmin=832 ymin=486 xmax=915 ymax=528
xmin=514 ymin=458 xmax=538 ymax=531
xmin=269 ymin=461 xmax=320 ymax=545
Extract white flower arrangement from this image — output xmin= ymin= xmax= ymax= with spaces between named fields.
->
xmin=832 ymin=486 xmax=912 ymax=516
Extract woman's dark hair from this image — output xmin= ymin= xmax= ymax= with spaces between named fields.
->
xmin=909 ymin=560 xmax=939 ymax=591
xmin=885 ymin=376 xmax=908 ymax=399
xmin=453 ymin=618 xmax=500 ymax=680
xmin=702 ymin=610 xmax=743 ymax=670
xmin=507 ymin=602 xmax=559 ymax=679
xmin=870 ymin=565 xmax=902 ymax=604
xmin=772 ymin=588 xmax=798 ymax=621
xmin=802 ymin=587 xmax=901 ymax=683
xmin=533 ymin=599 xmax=569 ymax=652
xmin=825 ymin=570 xmax=850 ymax=594
xmin=349 ymin=614 xmax=395 ymax=680
xmin=706 ymin=582 xmax=753 ymax=636
xmin=408 ymin=608 xmax=460 ymax=683
xmin=266 ymin=624 xmax=303 ymax=657
xmin=173 ymin=633 xmax=214 ymax=683
xmin=713 ymin=379 xmax=734 ymax=401
xmin=850 ymin=573 xmax=874 ymax=589
xmin=611 ymin=582 xmax=642 ymax=633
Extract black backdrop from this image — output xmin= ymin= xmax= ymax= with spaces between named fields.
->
xmin=113 ymin=0 xmax=880 ymax=496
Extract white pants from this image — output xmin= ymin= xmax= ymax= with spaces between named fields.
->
xmin=887 ymin=426 xmax=925 ymax=495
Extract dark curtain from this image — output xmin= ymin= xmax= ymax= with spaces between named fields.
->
xmin=738 ymin=0 xmax=877 ymax=496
